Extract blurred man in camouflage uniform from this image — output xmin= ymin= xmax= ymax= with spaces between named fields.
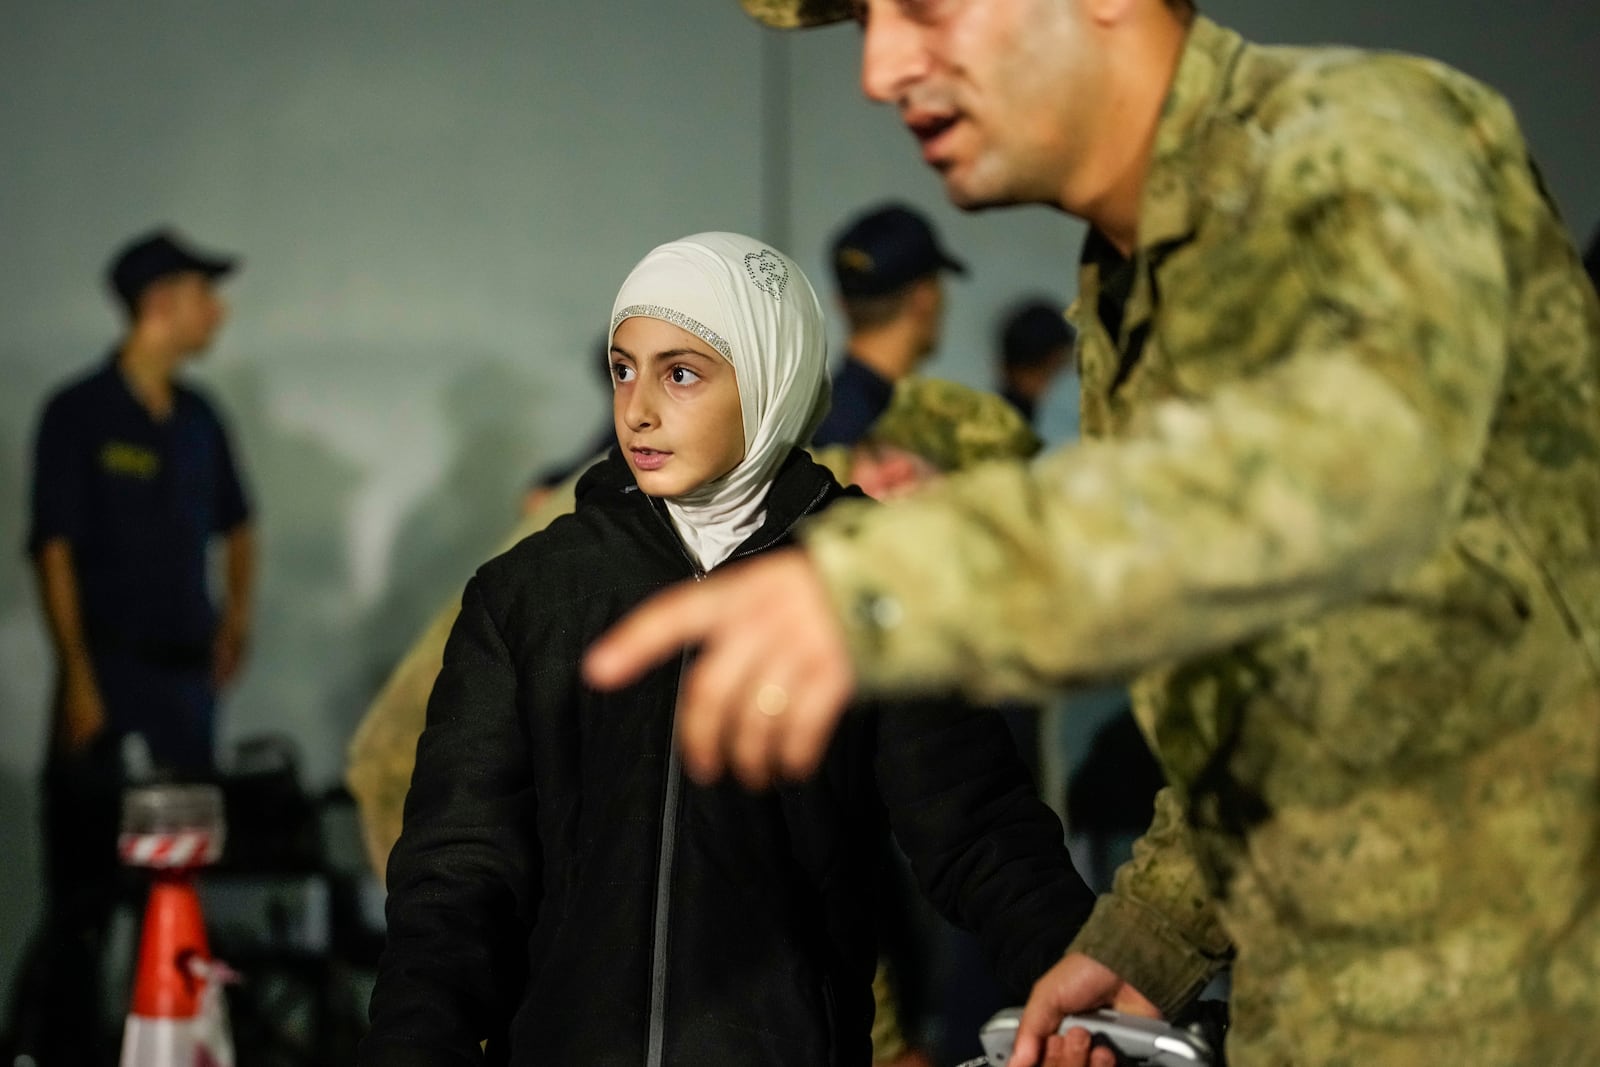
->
xmin=814 ymin=375 xmax=1043 ymax=499
xmin=585 ymin=1 xmax=1600 ymax=1064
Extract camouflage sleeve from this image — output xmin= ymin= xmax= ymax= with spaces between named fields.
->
xmin=800 ymin=74 xmax=1513 ymax=703
xmin=346 ymin=600 xmax=458 ymax=881
xmin=806 ymin=442 xmax=856 ymax=487
xmin=345 ymin=463 xmax=590 ymax=881
xmin=1067 ymin=787 xmax=1232 ymax=1017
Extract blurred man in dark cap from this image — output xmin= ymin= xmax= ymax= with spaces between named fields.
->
xmin=811 ymin=202 xmax=967 ymax=447
xmin=997 ymin=298 xmax=1077 ymax=427
xmin=5 ymin=227 xmax=255 ymax=1065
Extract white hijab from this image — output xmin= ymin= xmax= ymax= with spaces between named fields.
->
xmin=609 ymin=232 xmax=830 ymax=571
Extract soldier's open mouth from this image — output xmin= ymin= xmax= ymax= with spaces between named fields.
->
xmin=908 ymin=113 xmax=959 ymax=164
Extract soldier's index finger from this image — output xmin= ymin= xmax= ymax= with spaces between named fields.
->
xmin=583 ymin=582 xmax=714 ymax=689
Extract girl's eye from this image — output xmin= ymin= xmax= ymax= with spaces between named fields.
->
xmin=669 ymin=366 xmax=703 ymax=386
xmin=611 ymin=362 xmax=634 ymax=383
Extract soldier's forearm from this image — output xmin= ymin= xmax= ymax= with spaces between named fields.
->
xmin=1067 ymin=787 xmax=1232 ymax=1018
xmin=804 ymin=83 xmax=1511 ymax=705
xmin=803 ymin=353 xmax=1466 ymax=702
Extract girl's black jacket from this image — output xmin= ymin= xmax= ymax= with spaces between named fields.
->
xmin=361 ymin=449 xmax=1095 ymax=1067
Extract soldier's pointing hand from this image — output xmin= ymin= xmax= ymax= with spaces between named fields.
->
xmin=585 ymin=548 xmax=856 ymax=788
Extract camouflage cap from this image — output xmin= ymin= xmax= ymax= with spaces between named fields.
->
xmin=739 ymin=0 xmax=853 ymax=29
xmin=865 ymin=378 xmax=1044 ymax=472
xmin=808 ymin=442 xmax=857 ymax=485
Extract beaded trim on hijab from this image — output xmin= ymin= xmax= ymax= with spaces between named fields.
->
xmin=611 ymin=303 xmax=732 ymax=361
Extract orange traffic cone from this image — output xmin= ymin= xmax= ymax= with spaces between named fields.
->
xmin=119 ymin=873 xmax=235 ymax=1067
xmin=119 ymin=784 xmax=234 ymax=1067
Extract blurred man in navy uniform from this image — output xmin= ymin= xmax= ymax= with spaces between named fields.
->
xmin=6 ymin=228 xmax=255 ymax=1066
xmin=997 ymin=299 xmax=1077 ymax=428
xmin=811 ymin=202 xmax=967 ymax=447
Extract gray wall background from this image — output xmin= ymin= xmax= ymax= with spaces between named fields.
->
xmin=1 ymin=0 xmax=1595 ymax=1000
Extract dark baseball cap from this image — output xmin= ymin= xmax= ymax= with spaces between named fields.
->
xmin=107 ymin=228 xmax=239 ymax=311
xmin=1001 ymin=300 xmax=1077 ymax=369
xmin=831 ymin=203 xmax=967 ymax=298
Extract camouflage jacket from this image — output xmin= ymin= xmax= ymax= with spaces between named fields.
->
xmin=802 ymin=17 xmax=1600 ymax=1065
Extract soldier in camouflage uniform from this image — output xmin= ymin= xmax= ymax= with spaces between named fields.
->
xmin=584 ymin=2 xmax=1600 ymax=1065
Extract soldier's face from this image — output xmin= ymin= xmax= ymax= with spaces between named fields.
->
xmin=858 ymin=0 xmax=1107 ymax=212
xmin=611 ymin=316 xmax=747 ymax=499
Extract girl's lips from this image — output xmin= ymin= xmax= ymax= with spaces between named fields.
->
xmin=630 ymin=448 xmax=671 ymax=472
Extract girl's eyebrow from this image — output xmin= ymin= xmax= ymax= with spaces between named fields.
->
xmin=629 ymin=346 xmax=719 ymax=364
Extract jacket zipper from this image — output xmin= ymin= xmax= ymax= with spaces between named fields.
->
xmin=641 ymin=483 xmax=829 ymax=1066
xmin=646 ymin=510 xmax=702 ymax=1067
xmin=646 ymin=644 xmax=695 ymax=1067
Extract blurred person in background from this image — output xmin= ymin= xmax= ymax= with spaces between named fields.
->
xmin=996 ymin=299 xmax=1077 ymax=428
xmin=5 ymin=228 xmax=254 ymax=1066
xmin=520 ymin=337 xmax=616 ymax=516
xmin=812 ymin=203 xmax=967 ymax=447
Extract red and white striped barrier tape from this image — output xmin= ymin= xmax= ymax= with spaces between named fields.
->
xmin=118 ymin=830 xmax=224 ymax=869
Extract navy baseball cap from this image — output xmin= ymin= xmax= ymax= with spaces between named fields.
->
xmin=107 ymin=228 xmax=238 ymax=311
xmin=831 ymin=203 xmax=967 ymax=298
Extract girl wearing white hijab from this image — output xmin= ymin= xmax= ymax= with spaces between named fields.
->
xmin=363 ymin=233 xmax=1092 ymax=1067
xmin=608 ymin=231 xmax=831 ymax=570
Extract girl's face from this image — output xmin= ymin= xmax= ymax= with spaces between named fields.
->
xmin=611 ymin=315 xmax=746 ymax=498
